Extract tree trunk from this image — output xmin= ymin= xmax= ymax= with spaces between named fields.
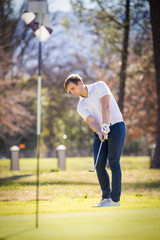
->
xmin=149 ymin=0 xmax=160 ymax=168
xmin=118 ymin=0 xmax=130 ymax=113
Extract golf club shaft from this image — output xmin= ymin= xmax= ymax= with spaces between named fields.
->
xmin=89 ymin=140 xmax=103 ymax=172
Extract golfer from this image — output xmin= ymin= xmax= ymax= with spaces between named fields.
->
xmin=64 ymin=74 xmax=126 ymax=207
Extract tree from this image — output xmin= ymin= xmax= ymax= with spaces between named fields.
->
xmin=124 ymin=45 xmax=157 ymax=154
xmin=0 ymin=0 xmax=36 ymax=156
xmin=148 ymin=0 xmax=160 ymax=168
xmin=118 ymin=0 xmax=130 ymax=113
xmin=0 ymin=0 xmax=16 ymax=78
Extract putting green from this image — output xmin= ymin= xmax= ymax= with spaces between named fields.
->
xmin=0 ymin=208 xmax=160 ymax=240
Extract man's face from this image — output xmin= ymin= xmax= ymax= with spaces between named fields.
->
xmin=67 ymin=81 xmax=83 ymax=97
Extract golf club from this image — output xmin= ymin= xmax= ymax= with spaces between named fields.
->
xmin=88 ymin=140 xmax=103 ymax=172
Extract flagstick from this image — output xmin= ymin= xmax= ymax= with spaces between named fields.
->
xmin=36 ymin=12 xmax=42 ymax=229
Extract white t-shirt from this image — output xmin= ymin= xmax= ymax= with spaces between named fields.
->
xmin=77 ymin=81 xmax=123 ymax=126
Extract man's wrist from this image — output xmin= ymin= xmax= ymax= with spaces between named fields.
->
xmin=97 ymin=131 xmax=102 ymax=135
xmin=102 ymin=123 xmax=109 ymax=128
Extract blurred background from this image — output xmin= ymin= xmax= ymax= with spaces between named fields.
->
xmin=0 ymin=0 xmax=158 ymax=160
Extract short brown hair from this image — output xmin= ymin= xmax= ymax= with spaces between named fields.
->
xmin=64 ymin=74 xmax=83 ymax=90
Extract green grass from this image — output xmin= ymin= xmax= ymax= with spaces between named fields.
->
xmin=0 ymin=156 xmax=160 ymax=239
xmin=0 ymin=209 xmax=160 ymax=240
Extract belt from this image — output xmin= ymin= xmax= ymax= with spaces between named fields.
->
xmin=109 ymin=119 xmax=124 ymax=126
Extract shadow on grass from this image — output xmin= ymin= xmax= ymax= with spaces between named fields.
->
xmin=0 ymin=176 xmax=160 ymax=190
xmin=0 ymin=179 xmax=98 ymax=186
xmin=21 ymin=180 xmax=160 ymax=190
xmin=123 ymin=181 xmax=160 ymax=190
xmin=0 ymin=174 xmax=33 ymax=186
xmin=0 ymin=174 xmax=98 ymax=186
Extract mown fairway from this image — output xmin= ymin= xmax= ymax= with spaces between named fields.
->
xmin=0 ymin=156 xmax=160 ymax=239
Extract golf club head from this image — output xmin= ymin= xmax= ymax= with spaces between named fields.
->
xmin=88 ymin=169 xmax=95 ymax=172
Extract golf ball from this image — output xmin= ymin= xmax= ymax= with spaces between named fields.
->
xmin=63 ymin=134 xmax=67 ymax=139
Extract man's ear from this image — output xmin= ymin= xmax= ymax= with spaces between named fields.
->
xmin=78 ymin=81 xmax=82 ymax=86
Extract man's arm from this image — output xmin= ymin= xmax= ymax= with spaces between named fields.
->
xmin=86 ymin=95 xmax=111 ymax=140
xmin=100 ymin=95 xmax=111 ymax=124
xmin=100 ymin=95 xmax=111 ymax=139
xmin=86 ymin=115 xmax=103 ymax=140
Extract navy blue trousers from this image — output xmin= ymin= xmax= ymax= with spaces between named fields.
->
xmin=93 ymin=122 xmax=126 ymax=202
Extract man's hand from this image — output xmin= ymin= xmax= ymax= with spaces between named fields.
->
xmin=101 ymin=123 xmax=110 ymax=140
xmin=97 ymin=132 xmax=104 ymax=141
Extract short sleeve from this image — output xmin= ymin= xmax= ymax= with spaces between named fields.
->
xmin=77 ymin=104 xmax=91 ymax=121
xmin=95 ymin=81 xmax=110 ymax=99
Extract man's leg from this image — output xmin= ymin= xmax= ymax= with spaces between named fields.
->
xmin=108 ymin=122 xmax=126 ymax=202
xmin=93 ymin=133 xmax=111 ymax=199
